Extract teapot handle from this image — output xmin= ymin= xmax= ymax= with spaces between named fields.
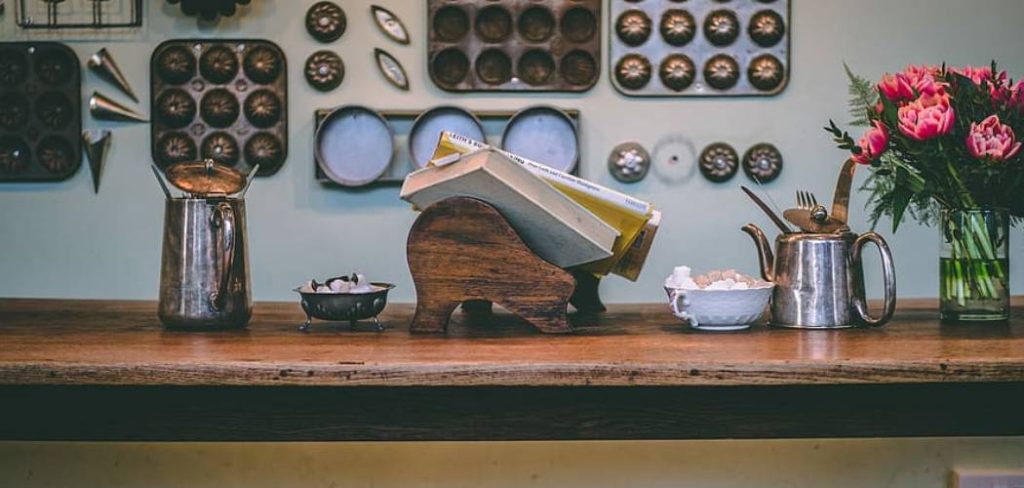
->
xmin=208 ymin=202 xmax=236 ymax=311
xmin=851 ymin=231 xmax=897 ymax=326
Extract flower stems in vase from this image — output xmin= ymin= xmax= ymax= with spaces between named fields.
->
xmin=940 ymin=209 xmax=1009 ymax=321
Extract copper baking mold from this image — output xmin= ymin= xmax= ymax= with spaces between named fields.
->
xmin=151 ymin=39 xmax=288 ymax=176
xmin=428 ymin=0 xmax=602 ymax=92
xmin=609 ymin=0 xmax=790 ymax=97
xmin=313 ymin=107 xmax=580 ymax=187
xmin=742 ymin=142 xmax=783 ymax=183
xmin=0 ymin=42 xmax=82 ymax=182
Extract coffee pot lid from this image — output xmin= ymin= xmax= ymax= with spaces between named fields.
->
xmin=164 ymin=159 xmax=247 ymax=197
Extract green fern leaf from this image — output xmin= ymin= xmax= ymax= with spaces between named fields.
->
xmin=844 ymin=63 xmax=877 ymax=127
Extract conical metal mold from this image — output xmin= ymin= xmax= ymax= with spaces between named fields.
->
xmin=89 ymin=92 xmax=148 ymax=123
xmin=87 ymin=48 xmax=139 ymax=104
xmin=82 ymin=130 xmax=112 ymax=194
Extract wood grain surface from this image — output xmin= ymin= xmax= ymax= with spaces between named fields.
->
xmin=1 ymin=298 xmax=1024 ymax=387
xmin=406 ymin=197 xmax=576 ymax=334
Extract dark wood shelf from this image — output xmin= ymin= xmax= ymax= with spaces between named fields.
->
xmin=1 ymin=298 xmax=1023 ymax=441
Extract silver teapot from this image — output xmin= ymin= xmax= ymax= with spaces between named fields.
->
xmin=153 ymin=160 xmax=256 ymax=329
xmin=742 ymin=225 xmax=896 ymax=328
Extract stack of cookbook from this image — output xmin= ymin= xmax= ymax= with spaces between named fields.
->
xmin=400 ymin=131 xmax=660 ymax=280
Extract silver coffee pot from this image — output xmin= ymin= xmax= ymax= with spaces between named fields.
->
xmin=742 ymin=226 xmax=897 ymax=328
xmin=152 ymin=160 xmax=257 ymax=329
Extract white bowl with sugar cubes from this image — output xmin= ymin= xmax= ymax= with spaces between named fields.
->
xmin=663 ymin=266 xmax=774 ymax=331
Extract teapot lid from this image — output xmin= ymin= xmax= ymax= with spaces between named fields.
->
xmin=164 ymin=159 xmax=246 ymax=197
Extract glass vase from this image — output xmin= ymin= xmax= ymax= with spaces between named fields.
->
xmin=939 ymin=208 xmax=1010 ymax=322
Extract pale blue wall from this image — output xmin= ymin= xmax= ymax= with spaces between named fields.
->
xmin=1 ymin=0 xmax=1023 ymax=302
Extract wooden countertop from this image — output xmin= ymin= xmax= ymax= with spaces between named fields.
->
xmin=2 ymin=298 xmax=1024 ymax=441
xmin=2 ymin=298 xmax=1023 ymax=387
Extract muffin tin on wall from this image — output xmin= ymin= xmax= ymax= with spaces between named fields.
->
xmin=150 ymin=39 xmax=288 ymax=176
xmin=427 ymin=0 xmax=603 ymax=92
xmin=0 ymin=42 xmax=82 ymax=182
xmin=609 ymin=0 xmax=790 ymax=97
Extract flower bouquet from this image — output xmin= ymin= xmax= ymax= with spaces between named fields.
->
xmin=826 ymin=63 xmax=1023 ymax=321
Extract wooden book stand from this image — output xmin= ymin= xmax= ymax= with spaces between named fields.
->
xmin=407 ymin=197 xmax=601 ymax=334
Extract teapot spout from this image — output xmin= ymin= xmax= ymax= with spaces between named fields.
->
xmin=742 ymin=224 xmax=775 ymax=282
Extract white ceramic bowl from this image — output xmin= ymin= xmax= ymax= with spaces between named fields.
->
xmin=664 ymin=285 xmax=774 ymax=331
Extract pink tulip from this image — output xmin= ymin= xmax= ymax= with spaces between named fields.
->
xmin=897 ymin=91 xmax=955 ymax=141
xmin=966 ymin=115 xmax=1022 ymax=162
xmin=878 ymin=73 xmax=915 ymax=102
xmin=852 ymin=121 xmax=890 ymax=165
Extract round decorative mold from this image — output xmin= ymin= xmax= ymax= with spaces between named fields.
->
xmin=244 ymin=132 xmax=284 ymax=170
xmin=305 ymin=1 xmax=347 ymax=43
xmin=36 ymin=92 xmax=74 ymax=130
xmin=748 ymin=9 xmax=785 ymax=47
xmin=200 ymin=88 xmax=240 ymax=128
xmin=243 ymin=89 xmax=282 ymax=128
xmin=0 ymin=136 xmax=30 ymax=173
xmin=201 ymin=132 xmax=240 ymax=167
xmin=748 ymin=54 xmax=785 ymax=91
xmin=703 ymin=9 xmax=740 ymax=47
xmin=660 ymin=9 xmax=696 ymax=46
xmin=699 ymin=142 xmax=739 ymax=183
xmin=157 ymin=132 xmax=198 ymax=168
xmin=35 ymin=47 xmax=75 ymax=86
xmin=0 ymin=93 xmax=30 ymax=130
xmin=156 ymin=88 xmax=197 ymax=129
xmin=0 ymin=49 xmax=29 ymax=86
xmin=742 ymin=142 xmax=783 ymax=183
xmin=616 ymin=54 xmax=652 ymax=90
xmin=199 ymin=45 xmax=240 ymax=84
xmin=659 ymin=54 xmax=695 ymax=92
xmin=37 ymin=135 xmax=75 ymax=174
xmin=616 ymin=9 xmax=652 ymax=46
xmin=304 ymin=50 xmax=344 ymax=92
xmin=156 ymin=45 xmax=197 ymax=85
xmin=703 ymin=54 xmax=740 ymax=90
xmin=243 ymin=45 xmax=283 ymax=84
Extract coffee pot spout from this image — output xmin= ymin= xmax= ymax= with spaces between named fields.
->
xmin=741 ymin=224 xmax=775 ymax=282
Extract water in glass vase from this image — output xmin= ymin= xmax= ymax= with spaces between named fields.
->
xmin=940 ymin=257 xmax=1010 ymax=322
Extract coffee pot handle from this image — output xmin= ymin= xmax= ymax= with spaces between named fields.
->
xmin=209 ymin=202 xmax=236 ymax=311
xmin=851 ymin=231 xmax=897 ymax=326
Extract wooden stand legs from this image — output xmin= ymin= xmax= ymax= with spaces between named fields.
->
xmin=407 ymin=198 xmax=577 ymax=334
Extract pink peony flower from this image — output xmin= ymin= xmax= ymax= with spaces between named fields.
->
xmin=897 ymin=91 xmax=955 ymax=141
xmin=912 ymin=73 xmax=947 ymax=97
xmin=966 ymin=115 xmax=1022 ymax=162
xmin=903 ymin=65 xmax=944 ymax=92
xmin=852 ymin=121 xmax=890 ymax=165
xmin=878 ymin=73 xmax=915 ymax=102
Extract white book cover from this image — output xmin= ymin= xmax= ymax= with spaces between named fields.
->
xmin=401 ymin=149 xmax=618 ymax=268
